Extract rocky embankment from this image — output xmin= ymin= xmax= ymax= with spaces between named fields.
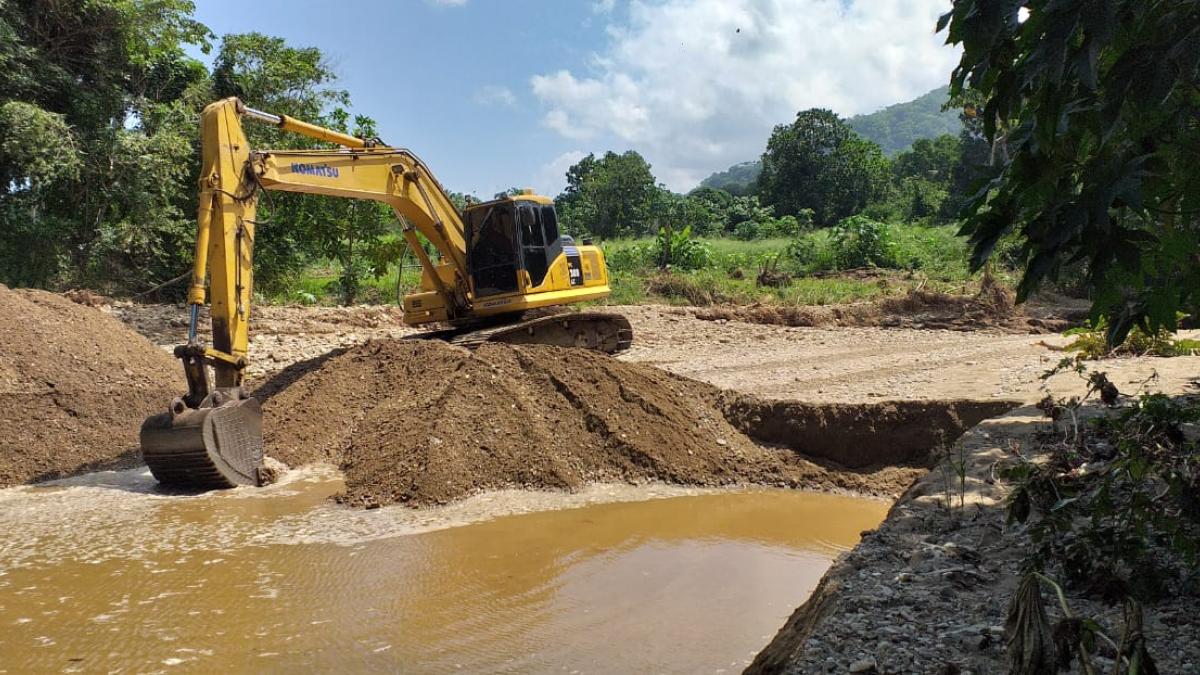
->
xmin=748 ymin=393 xmax=1200 ymax=675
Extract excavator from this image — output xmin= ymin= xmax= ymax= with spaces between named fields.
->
xmin=140 ymin=97 xmax=632 ymax=490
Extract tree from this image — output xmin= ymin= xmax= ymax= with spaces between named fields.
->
xmin=445 ymin=191 xmax=478 ymax=213
xmin=941 ymin=0 xmax=1200 ymax=343
xmin=757 ymin=109 xmax=890 ymax=227
xmin=889 ymin=134 xmax=962 ymax=222
xmin=0 ymin=4 xmax=377 ymax=299
xmin=892 ymin=135 xmax=960 ymax=184
xmin=683 ymin=186 xmax=735 ymax=235
xmin=555 ymin=151 xmax=659 ymax=238
xmin=945 ymin=104 xmax=996 ymax=222
xmin=0 ymin=0 xmax=213 ymax=289
xmin=210 ymin=32 xmax=367 ymax=297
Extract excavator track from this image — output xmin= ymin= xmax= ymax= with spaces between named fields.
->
xmin=421 ymin=311 xmax=633 ymax=354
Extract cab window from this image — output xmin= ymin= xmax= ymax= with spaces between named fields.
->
xmin=519 ymin=204 xmax=550 ymax=287
xmin=467 ymin=206 xmax=519 ymax=297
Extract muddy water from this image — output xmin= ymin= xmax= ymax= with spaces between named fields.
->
xmin=0 ymin=468 xmax=886 ymax=674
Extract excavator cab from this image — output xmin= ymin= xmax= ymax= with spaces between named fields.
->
xmin=464 ymin=195 xmax=562 ymax=297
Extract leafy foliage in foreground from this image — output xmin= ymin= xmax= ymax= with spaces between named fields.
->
xmin=1001 ymin=371 xmax=1199 ymax=673
xmin=941 ymin=0 xmax=1200 ymax=344
xmin=1007 ymin=384 xmax=1200 ymax=603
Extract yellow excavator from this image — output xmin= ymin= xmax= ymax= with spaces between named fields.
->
xmin=140 ymin=97 xmax=631 ymax=490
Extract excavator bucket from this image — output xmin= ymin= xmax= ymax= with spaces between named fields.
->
xmin=140 ymin=397 xmax=263 ymax=489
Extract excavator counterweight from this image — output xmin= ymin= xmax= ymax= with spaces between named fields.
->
xmin=140 ymin=98 xmax=631 ymax=490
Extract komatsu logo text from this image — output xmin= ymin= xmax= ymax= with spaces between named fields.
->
xmin=291 ymin=163 xmax=339 ymax=178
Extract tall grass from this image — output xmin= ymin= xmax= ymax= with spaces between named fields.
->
xmin=263 ymin=222 xmax=983 ymax=308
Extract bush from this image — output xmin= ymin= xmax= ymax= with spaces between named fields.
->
xmin=889 ymin=224 xmax=971 ymax=279
xmin=654 ymin=225 xmax=711 ymax=270
xmin=898 ymin=177 xmax=949 ymax=222
xmin=732 ymin=211 xmax=813 ymax=240
xmin=1065 ymin=316 xmax=1200 ymax=359
xmin=645 ymin=272 xmax=727 ymax=305
xmin=860 ymin=200 xmax=902 ymax=223
xmin=733 ymin=219 xmax=761 ymax=241
xmin=325 ymin=257 xmax=373 ymax=305
xmin=830 ymin=215 xmax=895 ymax=268
xmin=1006 ymin=385 xmax=1200 ymax=602
xmin=604 ymin=241 xmax=655 ymax=272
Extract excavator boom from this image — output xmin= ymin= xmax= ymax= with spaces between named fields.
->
xmin=141 ymin=98 xmax=631 ymax=490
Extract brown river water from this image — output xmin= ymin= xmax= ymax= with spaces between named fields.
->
xmin=0 ymin=467 xmax=887 ymax=674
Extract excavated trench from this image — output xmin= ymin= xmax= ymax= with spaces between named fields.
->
xmin=0 ymin=391 xmax=1018 ymax=673
xmin=720 ymin=396 xmax=1020 ymax=469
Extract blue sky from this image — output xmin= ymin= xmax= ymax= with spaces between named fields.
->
xmin=190 ymin=0 xmax=959 ymax=196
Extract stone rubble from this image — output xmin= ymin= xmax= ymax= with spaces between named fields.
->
xmin=749 ymin=400 xmax=1200 ymax=674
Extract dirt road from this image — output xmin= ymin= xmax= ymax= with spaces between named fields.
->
xmin=617 ymin=305 xmax=1058 ymax=402
xmin=619 ymin=305 xmax=1197 ymax=404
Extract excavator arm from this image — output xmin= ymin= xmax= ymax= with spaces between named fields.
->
xmin=140 ymin=97 xmax=628 ymax=490
xmin=186 ymin=98 xmax=471 ymax=396
xmin=142 ymin=97 xmax=479 ymax=489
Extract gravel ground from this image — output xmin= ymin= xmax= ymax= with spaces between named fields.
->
xmin=107 ymin=301 xmax=417 ymax=380
xmin=750 ymin=391 xmax=1200 ymax=674
xmin=109 ymin=301 xmax=1196 ymax=406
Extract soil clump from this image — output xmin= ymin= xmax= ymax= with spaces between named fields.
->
xmin=259 ymin=339 xmax=920 ymax=508
xmin=0 ymin=285 xmax=182 ymax=486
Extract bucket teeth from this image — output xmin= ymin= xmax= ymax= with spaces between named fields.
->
xmin=140 ymin=398 xmax=263 ymax=490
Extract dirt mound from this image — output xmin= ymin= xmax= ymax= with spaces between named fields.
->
xmin=259 ymin=340 xmax=919 ymax=507
xmin=0 ymin=286 xmax=183 ymax=486
xmin=692 ymin=281 xmax=1062 ymax=333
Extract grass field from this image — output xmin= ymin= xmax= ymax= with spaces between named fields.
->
xmin=263 ymin=223 xmax=991 ymax=308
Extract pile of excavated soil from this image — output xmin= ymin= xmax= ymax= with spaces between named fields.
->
xmin=692 ymin=282 xmax=1068 ymax=333
xmin=0 ymin=286 xmax=183 ymax=486
xmin=259 ymin=339 xmax=921 ymax=508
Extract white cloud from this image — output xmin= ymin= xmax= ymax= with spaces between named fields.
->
xmin=530 ymin=0 xmax=960 ymax=191
xmin=593 ymin=0 xmax=618 ymax=12
xmin=473 ymin=84 xmax=517 ymax=107
xmin=531 ymin=150 xmax=589 ymax=197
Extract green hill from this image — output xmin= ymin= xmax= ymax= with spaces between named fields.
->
xmin=847 ymin=85 xmax=960 ymax=156
xmin=696 ymin=86 xmax=962 ymax=193
xmin=697 ymin=161 xmax=762 ymax=195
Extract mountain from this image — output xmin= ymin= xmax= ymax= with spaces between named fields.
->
xmin=695 ymin=86 xmax=962 ymax=192
xmin=697 ymin=161 xmax=761 ymax=195
xmin=847 ymin=85 xmax=960 ymax=156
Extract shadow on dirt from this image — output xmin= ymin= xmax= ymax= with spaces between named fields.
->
xmin=721 ymin=396 xmax=1020 ymax=468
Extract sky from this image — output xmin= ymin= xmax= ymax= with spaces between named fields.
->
xmin=189 ymin=0 xmax=960 ymax=197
